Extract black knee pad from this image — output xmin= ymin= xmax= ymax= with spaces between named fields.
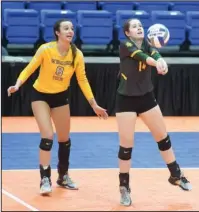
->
xmin=39 ymin=138 xmax=53 ymax=151
xmin=58 ymin=139 xmax=71 ymax=149
xmin=118 ymin=146 xmax=132 ymax=160
xmin=157 ymin=135 xmax=171 ymax=151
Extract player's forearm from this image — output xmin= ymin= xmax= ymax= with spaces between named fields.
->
xmin=151 ymin=51 xmax=162 ymax=61
xmin=151 ymin=50 xmax=162 ymax=61
xmin=78 ymin=80 xmax=95 ymax=106
xmin=17 ymin=55 xmax=42 ymax=84
xmin=88 ymin=98 xmax=98 ymax=108
xmin=146 ymin=57 xmax=157 ymax=67
xmin=17 ymin=70 xmax=32 ymax=84
xmin=131 ymin=50 xmax=157 ymax=68
xmin=132 ymin=51 xmax=158 ymax=67
xmin=15 ymin=79 xmax=23 ymax=89
xmin=131 ymin=51 xmax=149 ymax=62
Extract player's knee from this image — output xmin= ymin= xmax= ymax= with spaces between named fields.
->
xmin=118 ymin=146 xmax=132 ymax=160
xmin=119 ymin=133 xmax=133 ymax=146
xmin=44 ymin=131 xmax=54 ymax=140
xmin=157 ymin=135 xmax=171 ymax=151
xmin=39 ymin=138 xmax=53 ymax=151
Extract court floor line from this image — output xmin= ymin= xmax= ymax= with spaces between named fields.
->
xmin=2 ymin=167 xmax=199 ymax=172
xmin=2 ymin=189 xmax=39 ymax=211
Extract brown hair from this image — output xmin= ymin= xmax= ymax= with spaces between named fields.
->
xmin=53 ymin=19 xmax=77 ymax=67
xmin=123 ymin=18 xmax=140 ymax=38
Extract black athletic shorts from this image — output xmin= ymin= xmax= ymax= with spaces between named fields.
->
xmin=115 ymin=91 xmax=158 ymax=114
xmin=31 ymin=87 xmax=69 ymax=108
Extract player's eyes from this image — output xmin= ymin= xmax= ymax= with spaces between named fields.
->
xmin=64 ymin=27 xmax=73 ymax=31
xmin=65 ymin=27 xmax=74 ymax=31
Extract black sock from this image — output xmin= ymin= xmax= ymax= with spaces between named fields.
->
xmin=119 ymin=173 xmax=129 ymax=188
xmin=167 ymin=161 xmax=181 ymax=178
xmin=57 ymin=139 xmax=71 ymax=177
xmin=40 ymin=164 xmax=51 ymax=179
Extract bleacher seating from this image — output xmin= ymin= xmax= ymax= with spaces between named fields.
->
xmin=187 ymin=11 xmax=199 ymax=51
xmin=1 ymin=1 xmax=199 ymax=56
xmin=27 ymin=1 xmax=62 ymax=12
xmin=135 ymin=2 xmax=171 ymax=13
xmin=77 ymin=10 xmax=113 ymax=45
xmin=4 ymin=9 xmax=39 ymax=44
xmin=2 ymin=1 xmax=25 ymax=13
xmin=64 ymin=1 xmax=97 ymax=12
xmin=151 ymin=11 xmax=186 ymax=47
xmin=2 ymin=1 xmax=25 ymax=21
xmin=98 ymin=1 xmax=135 ymax=21
xmin=170 ymin=2 xmax=199 ymax=13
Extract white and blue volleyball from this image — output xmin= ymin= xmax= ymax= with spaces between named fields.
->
xmin=147 ymin=24 xmax=170 ymax=48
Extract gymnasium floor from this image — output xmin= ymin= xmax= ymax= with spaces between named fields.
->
xmin=2 ymin=116 xmax=199 ymax=211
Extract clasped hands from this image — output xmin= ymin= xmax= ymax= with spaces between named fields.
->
xmin=156 ymin=58 xmax=168 ymax=75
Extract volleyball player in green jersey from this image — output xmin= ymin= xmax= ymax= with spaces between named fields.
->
xmin=115 ymin=19 xmax=192 ymax=206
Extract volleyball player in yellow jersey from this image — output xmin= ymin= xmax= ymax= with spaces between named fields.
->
xmin=7 ymin=19 xmax=108 ymax=195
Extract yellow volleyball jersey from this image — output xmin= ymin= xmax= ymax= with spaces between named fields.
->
xmin=18 ymin=41 xmax=94 ymax=101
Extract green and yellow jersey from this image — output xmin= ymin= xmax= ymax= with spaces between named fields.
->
xmin=118 ymin=38 xmax=162 ymax=96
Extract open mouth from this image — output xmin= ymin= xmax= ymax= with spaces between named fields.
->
xmin=66 ymin=35 xmax=73 ymax=39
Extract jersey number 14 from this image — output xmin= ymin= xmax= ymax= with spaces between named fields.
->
xmin=139 ymin=61 xmax=146 ymax=71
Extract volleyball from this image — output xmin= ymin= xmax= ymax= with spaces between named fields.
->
xmin=147 ymin=24 xmax=170 ymax=48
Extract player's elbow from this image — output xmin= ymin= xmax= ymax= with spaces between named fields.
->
xmin=77 ymin=76 xmax=88 ymax=84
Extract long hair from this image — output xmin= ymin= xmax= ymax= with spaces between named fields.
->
xmin=53 ymin=19 xmax=77 ymax=67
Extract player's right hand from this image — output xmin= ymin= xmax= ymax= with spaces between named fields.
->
xmin=7 ymin=85 xmax=19 ymax=97
xmin=156 ymin=58 xmax=168 ymax=75
xmin=92 ymin=104 xmax=108 ymax=120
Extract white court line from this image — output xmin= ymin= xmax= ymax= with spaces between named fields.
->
xmin=2 ymin=189 xmax=39 ymax=211
xmin=2 ymin=167 xmax=199 ymax=172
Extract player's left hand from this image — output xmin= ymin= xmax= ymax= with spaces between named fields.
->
xmin=156 ymin=58 xmax=168 ymax=75
xmin=92 ymin=104 xmax=108 ymax=119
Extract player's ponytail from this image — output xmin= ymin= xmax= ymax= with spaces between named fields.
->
xmin=71 ymin=43 xmax=77 ymax=68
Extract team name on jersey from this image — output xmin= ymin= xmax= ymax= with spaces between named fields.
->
xmin=51 ymin=59 xmax=72 ymax=66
